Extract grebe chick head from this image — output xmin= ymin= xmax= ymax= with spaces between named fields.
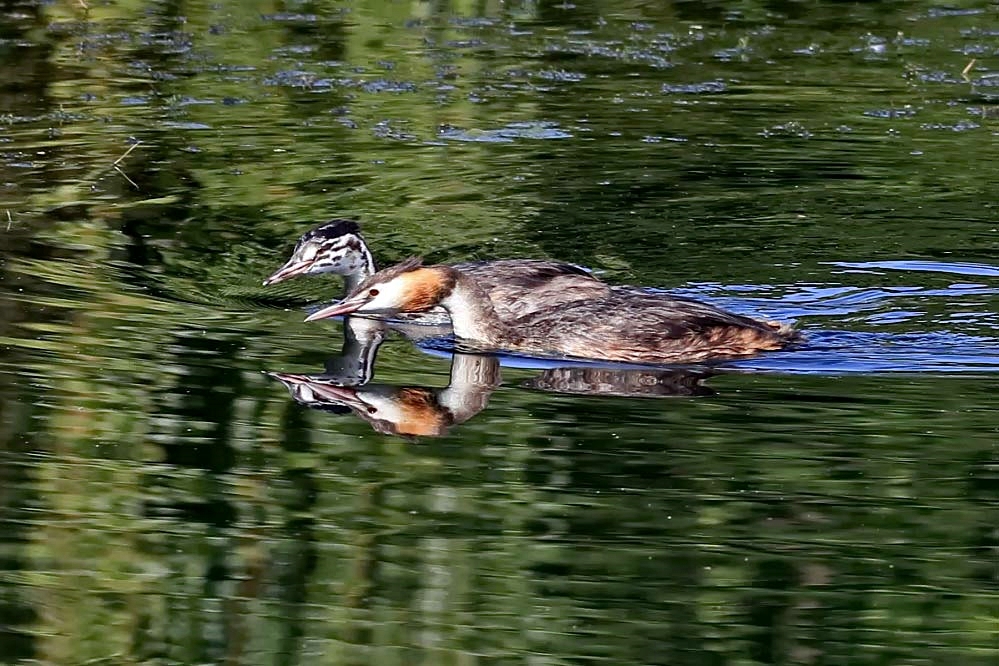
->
xmin=264 ymin=218 xmax=374 ymax=286
xmin=305 ymin=257 xmax=455 ymax=320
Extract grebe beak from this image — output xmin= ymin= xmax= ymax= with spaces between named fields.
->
xmin=263 ymin=258 xmax=313 ymax=286
xmin=268 ymin=371 xmax=315 ymax=394
xmin=303 ymin=292 xmax=372 ymax=322
xmin=267 ymin=372 xmax=358 ymax=413
xmin=273 ymin=373 xmax=358 ymax=402
xmin=300 ymin=383 xmax=366 ymax=408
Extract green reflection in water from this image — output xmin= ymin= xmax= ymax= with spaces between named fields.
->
xmin=1 ymin=0 xmax=997 ymax=664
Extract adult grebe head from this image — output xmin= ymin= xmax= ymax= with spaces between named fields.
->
xmin=271 ymin=372 xmax=448 ymax=436
xmin=264 ymin=218 xmax=370 ymax=285
xmin=304 ymin=257 xmax=453 ymax=321
xmin=331 ymin=385 xmax=450 ymax=437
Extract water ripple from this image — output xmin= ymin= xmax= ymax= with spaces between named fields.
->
xmin=437 ymin=121 xmax=572 ymax=142
xmin=412 ymin=259 xmax=999 ymax=375
xmin=828 ymin=260 xmax=999 ymax=277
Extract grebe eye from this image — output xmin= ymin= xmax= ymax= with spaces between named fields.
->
xmin=369 ymin=288 xmax=379 ymax=297
xmin=366 ymin=406 xmax=377 ymax=414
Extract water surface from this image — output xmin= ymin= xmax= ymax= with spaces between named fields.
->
xmin=1 ymin=1 xmax=998 ymax=664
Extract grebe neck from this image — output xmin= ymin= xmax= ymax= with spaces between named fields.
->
xmin=440 ymin=272 xmax=525 ymax=347
xmin=438 ymin=354 xmax=501 ymax=424
xmin=342 ymin=243 xmax=377 ymax=295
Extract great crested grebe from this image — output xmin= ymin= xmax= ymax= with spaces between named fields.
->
xmin=304 ymin=258 xmax=800 ymax=364
xmin=263 ymin=219 xmax=609 ymax=322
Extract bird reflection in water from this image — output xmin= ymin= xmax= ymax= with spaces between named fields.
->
xmin=523 ymin=366 xmax=714 ymax=398
xmin=269 ymin=318 xmax=715 ymax=438
xmin=272 ymin=351 xmax=500 ymax=437
xmin=316 ymin=316 xmax=385 ymax=388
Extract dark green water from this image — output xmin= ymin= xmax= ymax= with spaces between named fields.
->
xmin=2 ymin=0 xmax=998 ymax=663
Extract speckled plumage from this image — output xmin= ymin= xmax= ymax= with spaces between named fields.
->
xmin=348 ymin=257 xmax=611 ymax=321
xmin=265 ymin=220 xmax=609 ymax=324
xmin=340 ymin=262 xmax=801 ymax=365
xmin=455 ymin=259 xmax=610 ymax=319
xmin=524 ymin=367 xmax=715 ymax=398
xmin=501 ymin=291 xmax=799 ymax=363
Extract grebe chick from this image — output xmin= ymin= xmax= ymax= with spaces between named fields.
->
xmin=263 ymin=219 xmax=609 ymax=322
xmin=305 ymin=258 xmax=801 ymax=364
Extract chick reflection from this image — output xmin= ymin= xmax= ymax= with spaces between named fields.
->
xmin=272 ymin=353 xmax=501 ymax=437
xmin=318 ymin=316 xmax=386 ymax=386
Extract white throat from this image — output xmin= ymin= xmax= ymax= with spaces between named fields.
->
xmin=438 ymin=355 xmax=500 ymax=425
xmin=441 ymin=288 xmax=496 ymax=341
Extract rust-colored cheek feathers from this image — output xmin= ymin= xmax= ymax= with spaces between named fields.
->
xmin=401 ymin=269 xmax=453 ymax=312
xmin=393 ymin=388 xmax=450 ymax=436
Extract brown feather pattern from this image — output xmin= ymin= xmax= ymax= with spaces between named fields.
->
xmin=455 ymin=259 xmax=610 ymax=319
xmin=499 ymin=290 xmax=800 ymax=363
xmin=348 ymin=262 xmax=801 ymax=364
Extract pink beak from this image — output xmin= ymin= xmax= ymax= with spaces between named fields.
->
xmin=304 ymin=383 xmax=363 ymax=405
xmin=303 ymin=293 xmax=371 ymax=322
xmin=270 ymin=372 xmax=358 ymax=399
xmin=263 ymin=259 xmax=312 ymax=286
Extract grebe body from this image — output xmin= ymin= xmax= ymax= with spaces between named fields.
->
xmin=305 ymin=259 xmax=800 ymax=365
